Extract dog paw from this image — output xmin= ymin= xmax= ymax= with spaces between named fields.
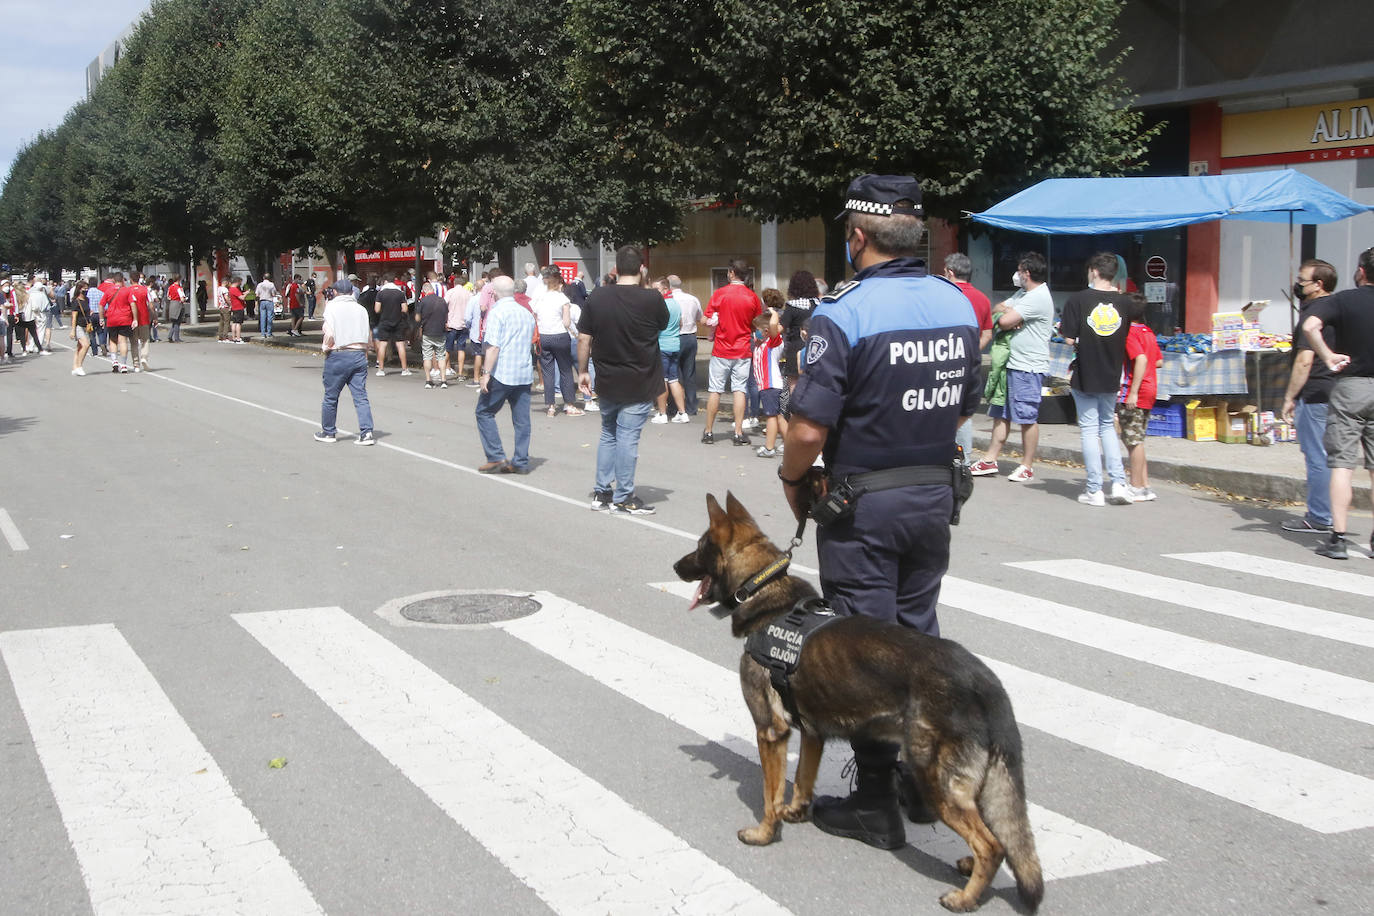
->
xmin=780 ymin=802 xmax=811 ymax=823
xmin=737 ymin=824 xmax=778 ymax=846
xmin=939 ymin=889 xmax=980 ymax=912
xmin=955 ymin=856 xmax=974 ymax=877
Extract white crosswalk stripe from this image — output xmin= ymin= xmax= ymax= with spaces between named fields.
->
xmin=3 ymin=548 xmax=1371 ymax=914
xmin=1009 ymin=558 xmax=1374 ymax=649
xmin=0 ymin=625 xmax=322 ymax=916
xmin=939 ymin=577 xmax=1374 ymax=725
xmin=235 ymin=606 xmax=790 ymax=916
xmin=1165 ymin=550 xmax=1374 ymax=599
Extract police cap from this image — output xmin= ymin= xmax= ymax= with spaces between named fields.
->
xmin=837 ymin=174 xmax=925 ymax=220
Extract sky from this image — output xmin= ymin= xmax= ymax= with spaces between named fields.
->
xmin=0 ymin=0 xmax=151 ymax=186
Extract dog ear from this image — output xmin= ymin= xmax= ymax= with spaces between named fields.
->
xmin=724 ymin=491 xmax=758 ymax=529
xmin=706 ymin=493 xmax=727 ymax=528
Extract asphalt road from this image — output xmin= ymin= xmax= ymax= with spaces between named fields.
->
xmin=1 ymin=337 xmax=1371 ymax=915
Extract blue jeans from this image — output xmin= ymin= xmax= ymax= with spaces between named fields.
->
xmin=678 ymin=334 xmax=698 ymax=414
xmin=475 ymin=378 xmax=531 ymax=469
xmin=1295 ymin=399 xmax=1332 ymax=526
xmin=1071 ymin=389 xmax=1126 ymax=493
xmin=954 ymin=417 xmax=973 ymax=460
xmin=321 ymin=350 xmax=373 ymax=435
xmin=259 ymin=305 xmax=274 ymax=336
xmin=595 ymin=399 xmax=653 ymax=503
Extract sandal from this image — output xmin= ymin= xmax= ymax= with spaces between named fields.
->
xmin=564 ymin=407 xmax=585 ymax=416
xmin=547 ymin=406 xmax=558 ymax=417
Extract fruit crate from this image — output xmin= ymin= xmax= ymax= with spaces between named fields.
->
xmin=1146 ymin=403 xmax=1185 ymax=438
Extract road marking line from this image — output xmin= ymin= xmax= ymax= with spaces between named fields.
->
xmin=494 ymin=588 xmax=1161 ymax=882
xmin=1164 ymin=551 xmax=1374 ymax=599
xmin=0 ymin=624 xmax=321 ymax=916
xmin=236 ymin=607 xmax=790 ymax=916
xmin=940 ymin=577 xmax=1374 ymax=726
xmin=653 ymin=581 xmax=1374 ymax=834
xmin=1010 ymin=558 xmax=1374 ymax=649
xmin=0 ymin=508 xmax=28 ymax=551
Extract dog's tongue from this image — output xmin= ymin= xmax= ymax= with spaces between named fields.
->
xmin=689 ymin=575 xmax=712 ymax=611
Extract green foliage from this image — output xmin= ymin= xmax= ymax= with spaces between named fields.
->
xmin=0 ymin=0 xmax=1153 ymax=271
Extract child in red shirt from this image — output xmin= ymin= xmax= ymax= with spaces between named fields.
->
xmin=1117 ymin=294 xmax=1163 ymax=501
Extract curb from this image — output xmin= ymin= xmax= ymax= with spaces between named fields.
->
xmin=971 ymin=433 xmax=1371 ymax=505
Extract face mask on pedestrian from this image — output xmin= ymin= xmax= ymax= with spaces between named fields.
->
xmin=1292 ymin=279 xmax=1308 ymax=300
xmin=1011 ymin=269 xmax=1025 ymax=289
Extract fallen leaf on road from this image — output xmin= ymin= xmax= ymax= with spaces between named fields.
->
xmin=268 ymin=757 xmax=287 ymax=769
xmin=271 ymin=712 xmax=284 ymax=718
xmin=241 ymin=546 xmax=250 ymax=550
xmin=193 ymin=768 xmax=207 ymax=775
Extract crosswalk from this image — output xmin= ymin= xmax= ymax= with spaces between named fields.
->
xmin=3 ymin=549 xmax=1372 ymax=914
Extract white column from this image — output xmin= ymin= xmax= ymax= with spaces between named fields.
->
xmin=760 ymin=219 xmax=778 ymax=290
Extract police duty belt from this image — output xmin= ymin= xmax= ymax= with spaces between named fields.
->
xmin=744 ymin=597 xmax=840 ymax=723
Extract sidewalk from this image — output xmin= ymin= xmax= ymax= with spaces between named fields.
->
xmin=183 ymin=319 xmax=1370 ymax=507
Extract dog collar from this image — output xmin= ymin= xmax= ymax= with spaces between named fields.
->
xmin=733 ymin=555 xmax=791 ymax=605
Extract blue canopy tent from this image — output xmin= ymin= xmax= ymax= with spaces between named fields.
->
xmin=968 ymin=170 xmax=1373 ymax=234
xmin=969 ymin=170 xmax=1374 ymax=334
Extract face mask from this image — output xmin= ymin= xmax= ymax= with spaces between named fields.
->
xmin=1292 ymin=281 xmax=1308 ymax=300
xmin=1011 ymin=270 xmax=1024 ymax=289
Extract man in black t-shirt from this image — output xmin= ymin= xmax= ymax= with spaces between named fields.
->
xmin=1301 ymin=246 xmax=1374 ymax=559
xmin=577 ymin=245 xmax=669 ymax=516
xmin=1280 ymin=259 xmax=1338 ymax=533
xmin=416 ymin=283 xmax=450 ymax=388
xmin=1059 ymin=252 xmax=1134 ymax=507
xmin=373 ymin=273 xmax=411 ymax=376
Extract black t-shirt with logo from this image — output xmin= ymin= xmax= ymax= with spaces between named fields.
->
xmin=1293 ymin=299 xmax=1337 ymax=403
xmin=579 ymin=284 xmax=669 ymax=404
xmin=1309 ymin=284 xmax=1374 ymax=378
xmin=1059 ymin=288 xmax=1133 ymax=394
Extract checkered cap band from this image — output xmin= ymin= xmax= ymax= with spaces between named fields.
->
xmin=845 ymin=198 xmax=893 ymax=215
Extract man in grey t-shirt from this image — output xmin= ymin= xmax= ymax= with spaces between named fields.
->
xmin=969 ymin=252 xmax=1052 ymax=483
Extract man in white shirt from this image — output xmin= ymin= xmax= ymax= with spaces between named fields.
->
xmin=668 ymin=275 xmax=702 ymax=415
xmin=970 ymin=252 xmax=1054 ymax=482
xmin=315 ymin=280 xmax=375 ymax=446
xmin=255 ymin=275 xmax=279 ymax=339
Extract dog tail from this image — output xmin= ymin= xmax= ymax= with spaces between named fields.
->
xmin=980 ymin=753 xmax=1043 ymax=911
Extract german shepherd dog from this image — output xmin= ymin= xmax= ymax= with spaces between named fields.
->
xmin=675 ymin=493 xmax=1043 ymax=913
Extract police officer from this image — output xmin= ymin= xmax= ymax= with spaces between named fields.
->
xmin=777 ymin=174 xmax=981 ymax=850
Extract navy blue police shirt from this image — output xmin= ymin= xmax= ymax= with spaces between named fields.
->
xmin=789 ymin=257 xmax=982 ymax=476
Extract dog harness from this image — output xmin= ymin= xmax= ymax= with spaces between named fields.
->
xmin=745 ymin=597 xmax=840 ymax=722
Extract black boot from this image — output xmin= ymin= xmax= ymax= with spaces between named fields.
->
xmin=812 ymin=743 xmax=906 ymax=849
xmin=896 ymin=761 xmax=939 ymax=824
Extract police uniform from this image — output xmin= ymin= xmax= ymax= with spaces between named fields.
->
xmin=783 ymin=174 xmax=981 ymax=849
xmin=787 ymin=183 xmax=981 ymax=637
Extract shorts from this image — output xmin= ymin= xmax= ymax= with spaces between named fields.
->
xmin=107 ymin=324 xmax=132 ymax=341
xmin=760 ymin=387 xmax=783 ymax=417
xmin=1116 ymin=403 xmax=1148 ymax=447
xmin=708 ymin=355 xmax=750 ymax=393
xmin=421 ymin=335 xmax=445 ymax=361
xmin=446 ymin=328 xmax=468 ymax=353
xmin=466 ymin=337 xmax=485 ymax=358
xmin=230 ymin=309 xmax=244 ymax=321
xmin=376 ymin=320 xmax=406 ymax=342
xmin=987 ymin=369 xmax=1044 ymax=425
xmin=45 ymin=310 xmax=62 ymax=330
xmin=661 ymin=350 xmax=680 ymax=383
xmin=1324 ymin=376 xmax=1374 ymax=469
xmin=290 ymin=307 xmax=304 ymax=318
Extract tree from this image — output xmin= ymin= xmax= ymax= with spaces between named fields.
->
xmin=567 ymin=0 xmax=1154 ymax=278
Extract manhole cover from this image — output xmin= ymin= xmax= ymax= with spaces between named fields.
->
xmin=398 ymin=593 xmax=541 ymax=625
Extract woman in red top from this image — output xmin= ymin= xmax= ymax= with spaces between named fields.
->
xmin=228 ymin=279 xmax=247 ymax=343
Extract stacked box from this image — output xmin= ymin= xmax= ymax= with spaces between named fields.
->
xmin=1211 ymin=311 xmax=1246 ymax=331
xmin=1212 ymin=330 xmax=1240 ymax=351
xmin=1185 ymin=400 xmax=1218 ymax=441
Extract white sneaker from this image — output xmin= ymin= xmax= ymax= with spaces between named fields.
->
xmin=71 ymin=367 xmax=85 ymax=376
xmin=1132 ymin=487 xmax=1158 ymax=502
xmin=670 ymin=412 xmax=690 ymax=423
xmin=585 ymin=399 xmax=600 ymax=411
xmin=1007 ymin=465 xmax=1034 ymax=482
xmin=650 ymin=412 xmax=668 ymax=425
xmin=1077 ymin=489 xmax=1105 ymax=507
xmin=742 ymin=417 xmax=759 ymax=430
xmin=376 ymin=368 xmax=385 ymax=377
xmin=1107 ymin=483 xmax=1134 ymax=505
xmin=445 ymin=367 xmax=457 ymax=378
xmin=400 ymin=369 xmax=413 ymax=377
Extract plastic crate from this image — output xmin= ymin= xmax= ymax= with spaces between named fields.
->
xmin=1146 ymin=403 xmax=1185 ymax=438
